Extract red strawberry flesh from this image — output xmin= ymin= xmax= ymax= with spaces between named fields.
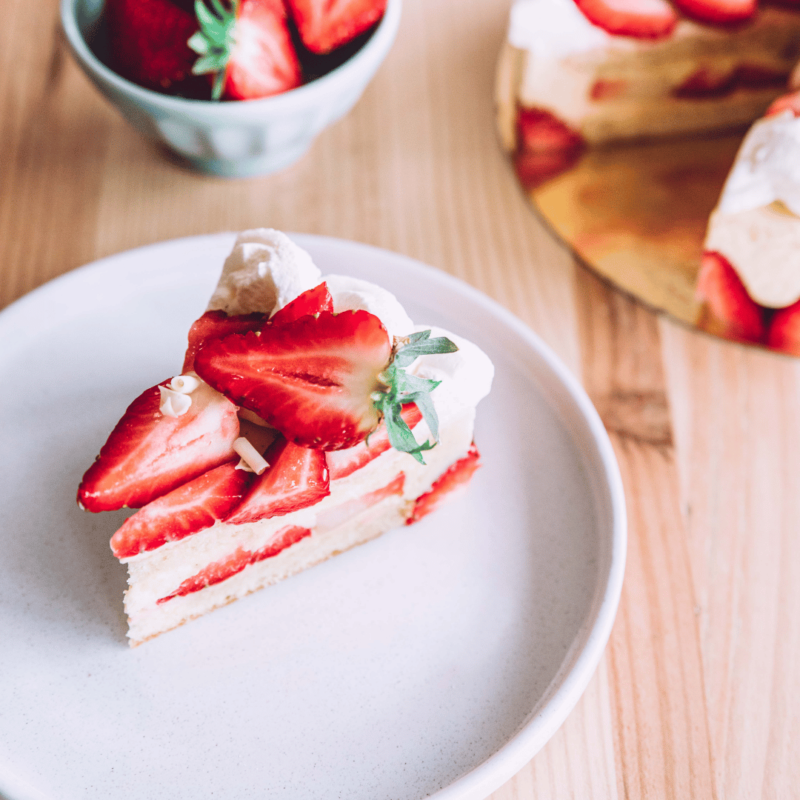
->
xmin=223 ymin=0 xmax=303 ymax=100
xmin=573 ymin=0 xmax=678 ymax=39
xmin=670 ymin=0 xmax=756 ymax=25
xmin=407 ymin=444 xmax=481 ymax=525
xmin=767 ymin=300 xmax=800 ymax=355
xmin=78 ymin=378 xmax=240 ymax=512
xmin=194 ymin=309 xmax=393 ymax=450
xmin=696 ymin=251 xmax=766 ymax=344
xmin=156 ymin=524 xmax=311 ymax=604
xmin=327 ymin=403 xmax=422 ymax=480
xmin=767 ymin=91 xmax=800 ymax=119
xmin=269 ymin=282 xmax=334 ymax=326
xmin=225 ymin=437 xmax=330 ymax=525
xmin=183 ymin=310 xmax=267 ymax=372
xmin=286 ymin=0 xmax=387 ymax=54
xmin=110 ymin=460 xmax=253 ymax=559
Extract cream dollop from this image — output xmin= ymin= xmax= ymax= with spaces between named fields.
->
xmin=717 ymin=111 xmax=800 ymax=216
xmin=508 ymin=0 xmax=610 ymax=57
xmin=325 ymin=274 xmax=414 ymax=340
xmin=208 ymin=229 xmax=322 ymax=316
xmin=408 ymin=326 xmax=494 ymax=419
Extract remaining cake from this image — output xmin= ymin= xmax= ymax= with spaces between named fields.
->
xmin=496 ymin=0 xmax=800 ymax=187
xmin=77 ymin=230 xmax=493 ymax=645
xmin=697 ymin=90 xmax=800 ymax=351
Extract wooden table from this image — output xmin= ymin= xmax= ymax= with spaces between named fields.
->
xmin=3 ymin=0 xmax=799 ymax=796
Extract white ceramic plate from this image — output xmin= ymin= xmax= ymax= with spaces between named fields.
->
xmin=0 ymin=234 xmax=625 ymax=800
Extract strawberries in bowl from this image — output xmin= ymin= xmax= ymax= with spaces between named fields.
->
xmin=60 ymin=0 xmax=400 ymax=175
xmin=105 ymin=0 xmax=386 ymax=100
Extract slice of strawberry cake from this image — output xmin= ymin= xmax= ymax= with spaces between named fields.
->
xmin=697 ymin=91 xmax=800 ymax=351
xmin=78 ymin=230 xmax=494 ymax=645
xmin=496 ymin=0 xmax=800 ymax=187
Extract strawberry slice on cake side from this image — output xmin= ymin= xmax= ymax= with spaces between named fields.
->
xmin=78 ymin=229 xmax=494 ymax=645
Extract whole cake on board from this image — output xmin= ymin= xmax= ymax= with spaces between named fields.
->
xmin=77 ymin=230 xmax=494 ymax=645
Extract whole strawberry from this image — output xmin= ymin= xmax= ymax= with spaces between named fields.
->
xmin=106 ymin=0 xmax=200 ymax=92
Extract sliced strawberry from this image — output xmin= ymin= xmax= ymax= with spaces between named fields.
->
xmin=183 ymin=310 xmax=267 ymax=372
xmin=156 ymin=524 xmax=311 ymax=604
xmin=406 ymin=444 xmax=481 ymax=525
xmin=514 ymin=107 xmax=585 ymax=189
xmin=106 ymin=0 xmax=199 ymax=93
xmin=327 ymin=403 xmax=422 ymax=480
xmin=110 ymin=461 xmax=253 ymax=559
xmin=767 ymin=91 xmax=800 ymax=118
xmin=269 ymin=282 xmax=334 ymax=326
xmin=573 ymin=0 xmax=677 ymax=39
xmin=766 ymin=300 xmax=800 ymax=355
xmin=78 ymin=379 xmax=240 ymax=512
xmin=735 ymin=64 xmax=789 ymax=91
xmin=696 ymin=252 xmax=766 ymax=344
xmin=194 ymin=310 xmax=392 ymax=450
xmin=670 ymin=0 xmax=756 ymax=25
xmin=589 ymin=79 xmax=628 ymax=101
xmin=673 ymin=66 xmax=736 ymax=99
xmin=314 ymin=473 xmax=405 ymax=533
xmin=286 ymin=0 xmax=387 ymax=55
xmin=224 ymin=0 xmax=303 ymax=99
xmin=225 ymin=437 xmax=330 ymax=524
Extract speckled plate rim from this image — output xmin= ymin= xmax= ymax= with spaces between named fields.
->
xmin=0 ymin=233 xmax=626 ymax=800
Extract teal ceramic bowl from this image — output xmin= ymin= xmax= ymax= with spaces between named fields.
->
xmin=60 ymin=0 xmax=401 ymax=177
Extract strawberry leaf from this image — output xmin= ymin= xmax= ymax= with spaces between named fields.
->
xmin=373 ymin=331 xmax=457 ymax=464
xmin=189 ymin=0 xmax=239 ymax=100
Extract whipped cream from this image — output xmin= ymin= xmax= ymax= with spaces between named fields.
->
xmin=716 ymin=111 xmax=800 ymax=216
xmin=208 ymin=229 xmax=322 ymax=316
xmin=159 ymin=374 xmax=201 ymax=417
xmin=325 ymin=274 xmax=414 ymax=340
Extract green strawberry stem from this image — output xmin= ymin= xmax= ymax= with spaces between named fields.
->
xmin=188 ymin=0 xmax=239 ymax=100
xmin=373 ymin=330 xmax=459 ymax=464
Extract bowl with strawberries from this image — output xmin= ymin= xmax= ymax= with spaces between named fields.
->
xmin=61 ymin=0 xmax=400 ymax=176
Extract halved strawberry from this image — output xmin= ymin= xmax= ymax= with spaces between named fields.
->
xmin=406 ymin=444 xmax=481 ymax=525
xmin=183 ymin=310 xmax=267 ymax=372
xmin=225 ymin=437 xmax=330 ymax=524
xmin=326 ymin=403 xmax=422 ymax=480
xmin=157 ymin=524 xmax=311 ymax=603
xmin=514 ymin=107 xmax=585 ymax=189
xmin=110 ymin=460 xmax=253 ymax=559
xmin=285 ymin=0 xmax=387 ymax=55
xmin=106 ymin=0 xmax=199 ymax=93
xmin=572 ymin=0 xmax=678 ymax=39
xmin=78 ymin=378 xmax=240 ymax=512
xmin=195 ymin=310 xmax=393 ymax=450
xmin=269 ymin=282 xmax=333 ymax=326
xmin=190 ymin=0 xmax=302 ymax=100
xmin=673 ymin=66 xmax=736 ymax=99
xmin=670 ymin=0 xmax=756 ymax=25
xmin=767 ymin=91 xmax=800 ymax=119
xmin=696 ymin=251 xmax=766 ymax=344
xmin=766 ymin=300 xmax=800 ymax=355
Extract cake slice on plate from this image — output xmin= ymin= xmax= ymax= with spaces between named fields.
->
xmin=78 ymin=230 xmax=494 ymax=645
xmin=697 ymin=91 xmax=800 ymax=351
xmin=496 ymin=0 xmax=800 ymax=187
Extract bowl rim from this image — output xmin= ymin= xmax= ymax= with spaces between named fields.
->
xmin=60 ymin=0 xmax=401 ymax=115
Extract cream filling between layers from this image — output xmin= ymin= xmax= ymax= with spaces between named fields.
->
xmin=123 ymin=408 xmax=475 ymax=616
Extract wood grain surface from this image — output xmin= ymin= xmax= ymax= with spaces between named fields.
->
xmin=2 ymin=0 xmax=799 ymax=797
